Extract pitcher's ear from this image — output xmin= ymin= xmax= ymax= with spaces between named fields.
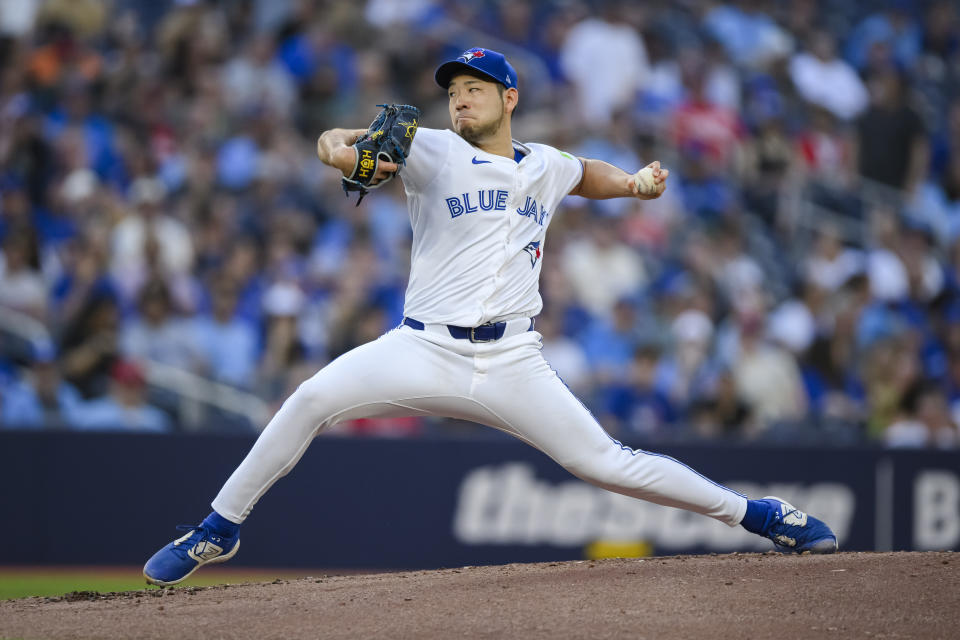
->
xmin=504 ymin=87 xmax=519 ymax=114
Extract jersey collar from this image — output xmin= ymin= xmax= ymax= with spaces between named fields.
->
xmin=512 ymin=140 xmax=530 ymax=163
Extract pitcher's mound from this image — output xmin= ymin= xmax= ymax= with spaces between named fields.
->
xmin=1 ymin=552 xmax=956 ymax=639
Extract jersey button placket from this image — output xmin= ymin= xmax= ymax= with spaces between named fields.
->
xmin=502 ymin=163 xmax=522 ymax=269
xmin=510 ymin=161 xmax=525 ymax=232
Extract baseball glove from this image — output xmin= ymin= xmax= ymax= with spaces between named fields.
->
xmin=342 ymin=103 xmax=420 ymax=204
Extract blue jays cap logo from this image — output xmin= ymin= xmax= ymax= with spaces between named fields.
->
xmin=523 ymin=241 xmax=542 ymax=268
xmin=435 ymin=47 xmax=518 ymax=90
xmin=459 ymin=48 xmax=486 ymax=63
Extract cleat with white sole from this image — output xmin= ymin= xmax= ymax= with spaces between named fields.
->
xmin=143 ymin=524 xmax=240 ymax=586
xmin=758 ymin=496 xmax=838 ymax=554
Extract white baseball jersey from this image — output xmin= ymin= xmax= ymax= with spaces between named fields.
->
xmin=399 ymin=127 xmax=584 ymax=326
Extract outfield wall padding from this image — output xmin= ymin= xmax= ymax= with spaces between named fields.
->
xmin=1 ymin=432 xmax=958 ymax=568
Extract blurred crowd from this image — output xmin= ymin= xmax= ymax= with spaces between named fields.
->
xmin=1 ymin=0 xmax=960 ymax=448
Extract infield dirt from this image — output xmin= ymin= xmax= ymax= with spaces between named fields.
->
xmin=1 ymin=551 xmax=955 ymax=639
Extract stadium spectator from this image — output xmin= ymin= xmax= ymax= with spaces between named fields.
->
xmin=910 ymin=153 xmax=960 ymax=245
xmin=49 ymin=230 xmax=114 ymax=329
xmin=701 ymin=0 xmax=793 ymax=70
xmin=737 ymin=113 xmax=795 ymax=226
xmin=560 ymin=3 xmax=649 ymax=125
xmin=258 ymin=279 xmax=314 ymax=403
xmin=654 ymin=309 xmax=718 ymax=413
xmin=713 ymin=223 xmax=765 ymax=305
xmin=187 ymin=275 xmax=259 ymax=389
xmin=222 ymin=33 xmax=297 ymax=119
xmin=110 ymin=177 xmax=194 ymax=302
xmin=0 ymin=348 xmax=81 ymax=429
xmin=580 ymin=299 xmax=647 ymax=387
xmin=58 ymin=291 xmax=120 ymax=399
xmin=732 ymin=311 xmax=808 ymax=428
xmin=562 ymin=223 xmax=646 ymax=318
xmin=803 ymin=225 xmax=864 ymax=293
xmin=863 ymin=334 xmax=921 ymax=441
xmin=854 ymin=68 xmax=928 ymax=195
xmin=789 ymin=32 xmax=869 ymax=122
xmin=865 ymin=206 xmax=911 ymax=303
xmin=845 ymin=2 xmax=921 ymax=72
xmin=599 ymin=345 xmax=675 ymax=439
xmin=0 ymin=226 xmax=46 ymax=318
xmin=634 ymin=31 xmax=684 ymax=135
xmin=669 ymin=69 xmax=744 ymax=169
xmin=687 ymin=368 xmax=752 ymax=440
xmin=67 ymin=359 xmax=171 ymax=433
xmin=921 ymin=1 xmax=959 ymax=60
xmin=119 ymin=278 xmax=198 ymax=371
xmin=797 ymin=107 xmax=854 ymax=186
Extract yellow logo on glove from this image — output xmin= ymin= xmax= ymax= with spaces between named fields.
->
xmin=402 ymin=119 xmax=418 ymax=140
xmin=358 ymin=149 xmax=375 ymax=178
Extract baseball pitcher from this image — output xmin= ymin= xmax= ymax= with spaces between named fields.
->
xmin=144 ymin=48 xmax=836 ymax=587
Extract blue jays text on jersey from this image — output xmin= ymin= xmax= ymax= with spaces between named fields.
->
xmin=397 ymin=127 xmax=584 ymax=326
xmin=445 ymin=190 xmax=549 ymax=225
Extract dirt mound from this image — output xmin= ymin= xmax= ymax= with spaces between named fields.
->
xmin=2 ymin=552 xmax=955 ymax=640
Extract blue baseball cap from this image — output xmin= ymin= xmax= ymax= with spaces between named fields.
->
xmin=435 ymin=47 xmax=518 ymax=90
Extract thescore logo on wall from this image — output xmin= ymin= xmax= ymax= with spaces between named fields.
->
xmin=453 ymin=463 xmax=856 ymax=552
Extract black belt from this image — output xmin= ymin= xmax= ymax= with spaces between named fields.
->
xmin=402 ymin=317 xmax=533 ymax=343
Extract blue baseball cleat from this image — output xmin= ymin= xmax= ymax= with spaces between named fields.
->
xmin=143 ymin=524 xmax=240 ymax=586
xmin=758 ymin=496 xmax=838 ymax=554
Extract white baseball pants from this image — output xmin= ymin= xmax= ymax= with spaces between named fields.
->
xmin=212 ymin=321 xmax=748 ymax=526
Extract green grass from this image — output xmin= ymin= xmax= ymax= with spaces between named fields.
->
xmin=0 ymin=574 xmax=149 ymax=600
xmin=0 ymin=567 xmax=324 ymax=600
